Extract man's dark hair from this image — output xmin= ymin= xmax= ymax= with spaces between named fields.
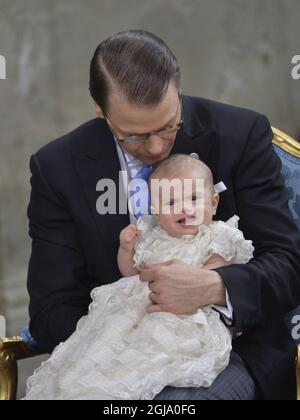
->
xmin=89 ymin=30 xmax=181 ymax=113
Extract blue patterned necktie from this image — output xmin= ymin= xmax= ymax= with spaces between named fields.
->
xmin=131 ymin=165 xmax=153 ymax=220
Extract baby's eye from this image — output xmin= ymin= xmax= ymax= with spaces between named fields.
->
xmin=168 ymin=199 xmax=175 ymax=206
xmin=192 ymin=195 xmax=198 ymax=201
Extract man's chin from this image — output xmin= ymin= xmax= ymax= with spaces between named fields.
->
xmin=143 ymin=155 xmax=167 ymax=164
xmin=139 ymin=148 xmax=173 ymax=165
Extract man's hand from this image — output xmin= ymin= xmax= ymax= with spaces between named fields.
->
xmin=119 ymin=224 xmax=140 ymax=253
xmin=203 ymin=253 xmax=232 ymax=270
xmin=139 ymin=259 xmax=226 ymax=314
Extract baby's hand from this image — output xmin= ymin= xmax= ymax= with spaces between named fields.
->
xmin=119 ymin=224 xmax=140 ymax=252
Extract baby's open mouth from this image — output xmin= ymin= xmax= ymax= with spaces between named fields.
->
xmin=177 ymin=216 xmax=199 ymax=227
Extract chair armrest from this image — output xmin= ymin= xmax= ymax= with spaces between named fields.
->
xmin=0 ymin=337 xmax=45 ymax=400
xmin=272 ymin=127 xmax=300 ymax=157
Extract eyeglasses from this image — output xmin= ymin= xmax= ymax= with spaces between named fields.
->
xmin=103 ymin=94 xmax=183 ymax=145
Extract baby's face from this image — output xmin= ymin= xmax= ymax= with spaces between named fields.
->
xmin=150 ymin=168 xmax=219 ymax=238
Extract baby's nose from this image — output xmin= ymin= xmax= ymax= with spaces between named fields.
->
xmin=183 ymin=204 xmax=195 ymax=216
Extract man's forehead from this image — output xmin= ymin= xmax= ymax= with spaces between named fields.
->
xmin=107 ymin=85 xmax=179 ymax=132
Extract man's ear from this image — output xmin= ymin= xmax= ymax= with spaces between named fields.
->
xmin=94 ymin=101 xmax=104 ymax=118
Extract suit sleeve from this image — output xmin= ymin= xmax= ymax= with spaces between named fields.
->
xmin=27 ymin=154 xmax=91 ymax=353
xmin=214 ymin=115 xmax=300 ymax=333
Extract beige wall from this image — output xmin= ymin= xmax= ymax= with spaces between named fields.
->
xmin=0 ymin=0 xmax=300 ymax=398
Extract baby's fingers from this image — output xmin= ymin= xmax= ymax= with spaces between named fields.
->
xmin=124 ymin=234 xmax=134 ymax=243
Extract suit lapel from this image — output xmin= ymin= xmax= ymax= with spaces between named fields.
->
xmin=71 ymin=119 xmax=130 ymax=265
xmin=172 ymin=96 xmax=221 ymax=184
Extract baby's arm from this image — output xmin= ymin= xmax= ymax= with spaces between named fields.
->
xmin=118 ymin=224 xmax=140 ymax=276
xmin=202 ymin=253 xmax=232 ymax=270
xmin=203 ymin=218 xmax=254 ymax=270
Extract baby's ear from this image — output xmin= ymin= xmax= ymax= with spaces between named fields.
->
xmin=212 ymin=193 xmax=220 ymax=215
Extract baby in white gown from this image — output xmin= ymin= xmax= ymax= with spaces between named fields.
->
xmin=24 ymin=154 xmax=254 ymax=400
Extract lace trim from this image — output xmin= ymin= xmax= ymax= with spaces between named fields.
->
xmin=134 ymin=215 xmax=254 ymax=269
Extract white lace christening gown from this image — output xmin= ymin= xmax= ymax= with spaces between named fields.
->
xmin=24 ymin=215 xmax=254 ymax=400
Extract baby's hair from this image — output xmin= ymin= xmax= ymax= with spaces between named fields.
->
xmin=149 ymin=154 xmax=215 ymax=193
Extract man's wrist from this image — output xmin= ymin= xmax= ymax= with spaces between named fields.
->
xmin=206 ymin=270 xmax=227 ymax=306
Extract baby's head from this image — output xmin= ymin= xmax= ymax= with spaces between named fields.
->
xmin=149 ymin=154 xmax=219 ymax=237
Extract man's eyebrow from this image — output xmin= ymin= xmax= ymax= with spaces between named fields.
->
xmin=121 ymin=110 xmax=178 ymax=136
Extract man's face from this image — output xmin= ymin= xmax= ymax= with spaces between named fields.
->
xmin=96 ymin=83 xmax=181 ymax=165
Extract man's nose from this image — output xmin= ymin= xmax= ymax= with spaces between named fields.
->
xmin=145 ymin=134 xmax=163 ymax=155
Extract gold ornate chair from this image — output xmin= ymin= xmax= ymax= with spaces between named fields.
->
xmin=0 ymin=337 xmax=43 ymax=400
xmin=1 ymin=128 xmax=300 ymax=400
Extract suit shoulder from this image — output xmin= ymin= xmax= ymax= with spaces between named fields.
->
xmin=34 ymin=118 xmax=102 ymax=164
xmin=31 ymin=118 xmax=105 ymax=186
xmin=183 ymin=97 xmax=274 ymax=176
xmin=188 ymin=96 xmax=268 ymax=133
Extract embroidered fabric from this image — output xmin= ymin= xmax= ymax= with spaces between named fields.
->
xmin=134 ymin=215 xmax=254 ymax=269
xmin=24 ymin=216 xmax=253 ymax=400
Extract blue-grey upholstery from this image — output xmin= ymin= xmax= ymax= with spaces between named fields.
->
xmin=274 ymin=144 xmax=300 ymax=230
xmin=273 ymin=143 xmax=300 ymax=344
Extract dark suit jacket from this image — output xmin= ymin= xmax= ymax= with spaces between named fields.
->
xmin=27 ymin=96 xmax=300 ymax=400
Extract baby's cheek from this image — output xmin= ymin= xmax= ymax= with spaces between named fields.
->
xmin=202 ymin=207 xmax=213 ymax=225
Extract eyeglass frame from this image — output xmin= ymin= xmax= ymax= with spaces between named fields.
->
xmin=102 ymin=93 xmax=184 ymax=145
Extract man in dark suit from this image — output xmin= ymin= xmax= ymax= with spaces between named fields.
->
xmin=27 ymin=30 xmax=300 ymax=400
